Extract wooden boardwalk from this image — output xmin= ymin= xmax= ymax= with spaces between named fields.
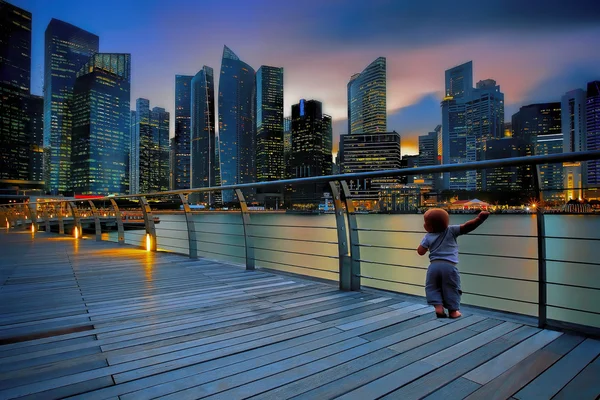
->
xmin=0 ymin=231 xmax=599 ymax=400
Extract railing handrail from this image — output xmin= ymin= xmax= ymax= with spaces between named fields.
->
xmin=14 ymin=150 xmax=600 ymax=204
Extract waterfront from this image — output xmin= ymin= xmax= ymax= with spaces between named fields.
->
xmin=103 ymin=213 xmax=599 ymax=328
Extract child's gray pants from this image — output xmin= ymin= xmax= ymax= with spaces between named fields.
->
xmin=425 ymin=261 xmax=462 ymax=311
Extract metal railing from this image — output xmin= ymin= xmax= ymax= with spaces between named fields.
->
xmin=1 ymin=150 xmax=600 ymax=336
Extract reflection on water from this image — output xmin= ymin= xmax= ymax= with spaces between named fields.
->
xmin=103 ymin=212 xmax=599 ymax=328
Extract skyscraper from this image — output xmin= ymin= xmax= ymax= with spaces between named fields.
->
xmin=561 ymin=89 xmax=587 ymax=200
xmin=482 ymin=137 xmax=532 ymax=192
xmin=71 ymin=53 xmax=131 ymax=195
xmin=191 ymin=66 xmax=216 ymax=202
xmin=0 ymin=0 xmax=31 ymax=91
xmin=217 ymin=46 xmax=255 ymax=203
xmin=174 ymin=75 xmax=192 ymax=190
xmin=289 ymin=99 xmax=331 ymax=204
xmin=512 ymin=103 xmax=562 ymax=194
xmin=26 ymin=94 xmax=44 ymax=183
xmin=256 ymin=65 xmax=284 ymax=181
xmin=586 ymin=81 xmax=600 ymax=186
xmin=418 ymin=126 xmax=441 ymax=187
xmin=322 ymin=114 xmax=333 ymax=176
xmin=150 ymin=107 xmax=170 ymax=192
xmin=340 ymin=131 xmax=402 ymax=205
xmin=283 ymin=116 xmax=292 ymax=177
xmin=467 ymin=79 xmax=505 ymax=189
xmin=131 ymin=98 xmax=149 ymax=194
xmin=441 ymin=62 xmax=504 ymax=191
xmin=347 ymin=57 xmax=386 ymax=135
xmin=44 ymin=19 xmax=99 ymax=194
xmin=0 ymin=0 xmax=41 ymax=188
xmin=445 ymin=61 xmax=473 ymax=99
xmin=129 ymin=110 xmax=138 ymax=194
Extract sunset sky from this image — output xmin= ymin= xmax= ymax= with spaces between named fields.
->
xmin=12 ymin=0 xmax=600 ymax=156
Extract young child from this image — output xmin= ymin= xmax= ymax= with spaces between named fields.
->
xmin=417 ymin=208 xmax=489 ymax=318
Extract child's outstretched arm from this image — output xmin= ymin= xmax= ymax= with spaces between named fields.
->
xmin=460 ymin=211 xmax=490 ymax=235
xmin=417 ymin=245 xmax=428 ymax=256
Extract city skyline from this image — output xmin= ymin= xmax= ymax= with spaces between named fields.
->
xmin=10 ymin=0 xmax=600 ymax=155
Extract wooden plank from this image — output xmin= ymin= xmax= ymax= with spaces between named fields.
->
xmin=463 ymin=334 xmax=584 ymax=400
xmin=421 ymin=378 xmax=481 ymax=400
xmin=381 ymin=326 xmax=540 ymax=400
xmin=462 ymin=329 xmax=563 ymax=385
xmin=551 ymin=356 xmax=600 ymax=400
xmin=514 ymin=337 xmax=600 ymax=400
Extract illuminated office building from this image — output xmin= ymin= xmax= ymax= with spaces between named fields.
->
xmin=562 ymin=89 xmax=587 ymax=200
xmin=218 ymin=46 xmax=255 ymax=203
xmin=190 ymin=66 xmax=216 ymax=202
xmin=586 ymin=81 xmax=600 ymax=187
xmin=512 ymin=102 xmax=563 ymax=194
xmin=71 ymin=53 xmax=130 ymax=195
xmin=339 ymin=131 xmax=402 ymax=204
xmin=0 ymin=1 xmax=44 ymax=189
xmin=256 ymin=65 xmax=284 ymax=181
xmin=174 ymin=75 xmax=192 ymax=189
xmin=44 ymin=18 xmax=99 ymax=194
xmin=482 ymin=137 xmax=532 ymax=192
xmin=347 ymin=57 xmax=386 ymax=135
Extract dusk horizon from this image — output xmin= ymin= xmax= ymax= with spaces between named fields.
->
xmin=10 ymin=0 xmax=600 ymax=155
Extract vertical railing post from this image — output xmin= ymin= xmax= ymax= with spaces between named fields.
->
xmin=533 ymin=164 xmax=547 ymax=329
xmin=109 ymin=198 xmax=125 ymax=245
xmin=139 ymin=196 xmax=157 ymax=251
xmin=57 ymin=202 xmax=65 ymax=234
xmin=28 ymin=203 xmax=38 ymax=233
xmin=329 ymin=181 xmax=352 ymax=291
xmin=41 ymin=203 xmax=51 ymax=233
xmin=18 ymin=204 xmax=27 ymax=230
xmin=179 ymin=193 xmax=198 ymax=259
xmin=235 ymin=189 xmax=255 ymax=271
xmin=88 ymin=200 xmax=102 ymax=241
xmin=340 ymin=181 xmax=361 ymax=291
xmin=67 ymin=201 xmax=82 ymax=238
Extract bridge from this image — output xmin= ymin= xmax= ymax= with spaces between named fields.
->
xmin=1 ymin=151 xmax=600 ymax=399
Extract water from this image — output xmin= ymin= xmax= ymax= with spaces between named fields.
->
xmin=103 ymin=212 xmax=600 ymax=328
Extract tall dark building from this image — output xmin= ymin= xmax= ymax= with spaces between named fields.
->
xmin=256 ymin=65 xmax=284 ymax=182
xmin=130 ymin=100 xmax=169 ymax=193
xmin=129 ymin=110 xmax=138 ymax=193
xmin=0 ymin=0 xmax=41 ymax=189
xmin=44 ymin=19 xmax=99 ymax=194
xmin=174 ymin=75 xmax=192 ymax=189
xmin=71 ymin=53 xmax=131 ymax=195
xmin=586 ymin=81 xmax=600 ymax=186
xmin=512 ymin=102 xmax=562 ymax=193
xmin=283 ymin=116 xmax=292 ymax=178
xmin=26 ymin=94 xmax=44 ymax=183
xmin=322 ymin=114 xmax=333 ymax=175
xmin=482 ymin=137 xmax=532 ymax=192
xmin=218 ymin=46 xmax=255 ymax=203
xmin=191 ymin=66 xmax=216 ymax=202
xmin=150 ymin=107 xmax=170 ymax=192
xmin=289 ymin=99 xmax=331 ymax=204
xmin=347 ymin=57 xmax=386 ymax=135
xmin=0 ymin=0 xmax=31 ymax=91
xmin=169 ymin=137 xmax=176 ymax=190
xmin=418 ymin=126 xmax=441 ymax=187
xmin=340 ymin=131 xmax=402 ymax=204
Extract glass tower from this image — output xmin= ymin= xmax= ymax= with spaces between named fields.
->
xmin=586 ymin=81 xmax=600 ymax=186
xmin=129 ymin=110 xmax=138 ymax=194
xmin=0 ymin=0 xmax=38 ymax=186
xmin=347 ymin=57 xmax=386 ymax=135
xmin=561 ymin=89 xmax=587 ymax=200
xmin=174 ymin=75 xmax=192 ymax=189
xmin=71 ymin=53 xmax=131 ymax=195
xmin=218 ymin=46 xmax=255 ymax=203
xmin=256 ymin=65 xmax=284 ymax=182
xmin=130 ymin=99 xmax=169 ymax=193
xmin=191 ymin=66 xmax=216 ymax=203
xmin=44 ymin=19 xmax=99 ymax=194
xmin=512 ymin=103 xmax=563 ymax=195
xmin=445 ymin=61 xmax=473 ymax=99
